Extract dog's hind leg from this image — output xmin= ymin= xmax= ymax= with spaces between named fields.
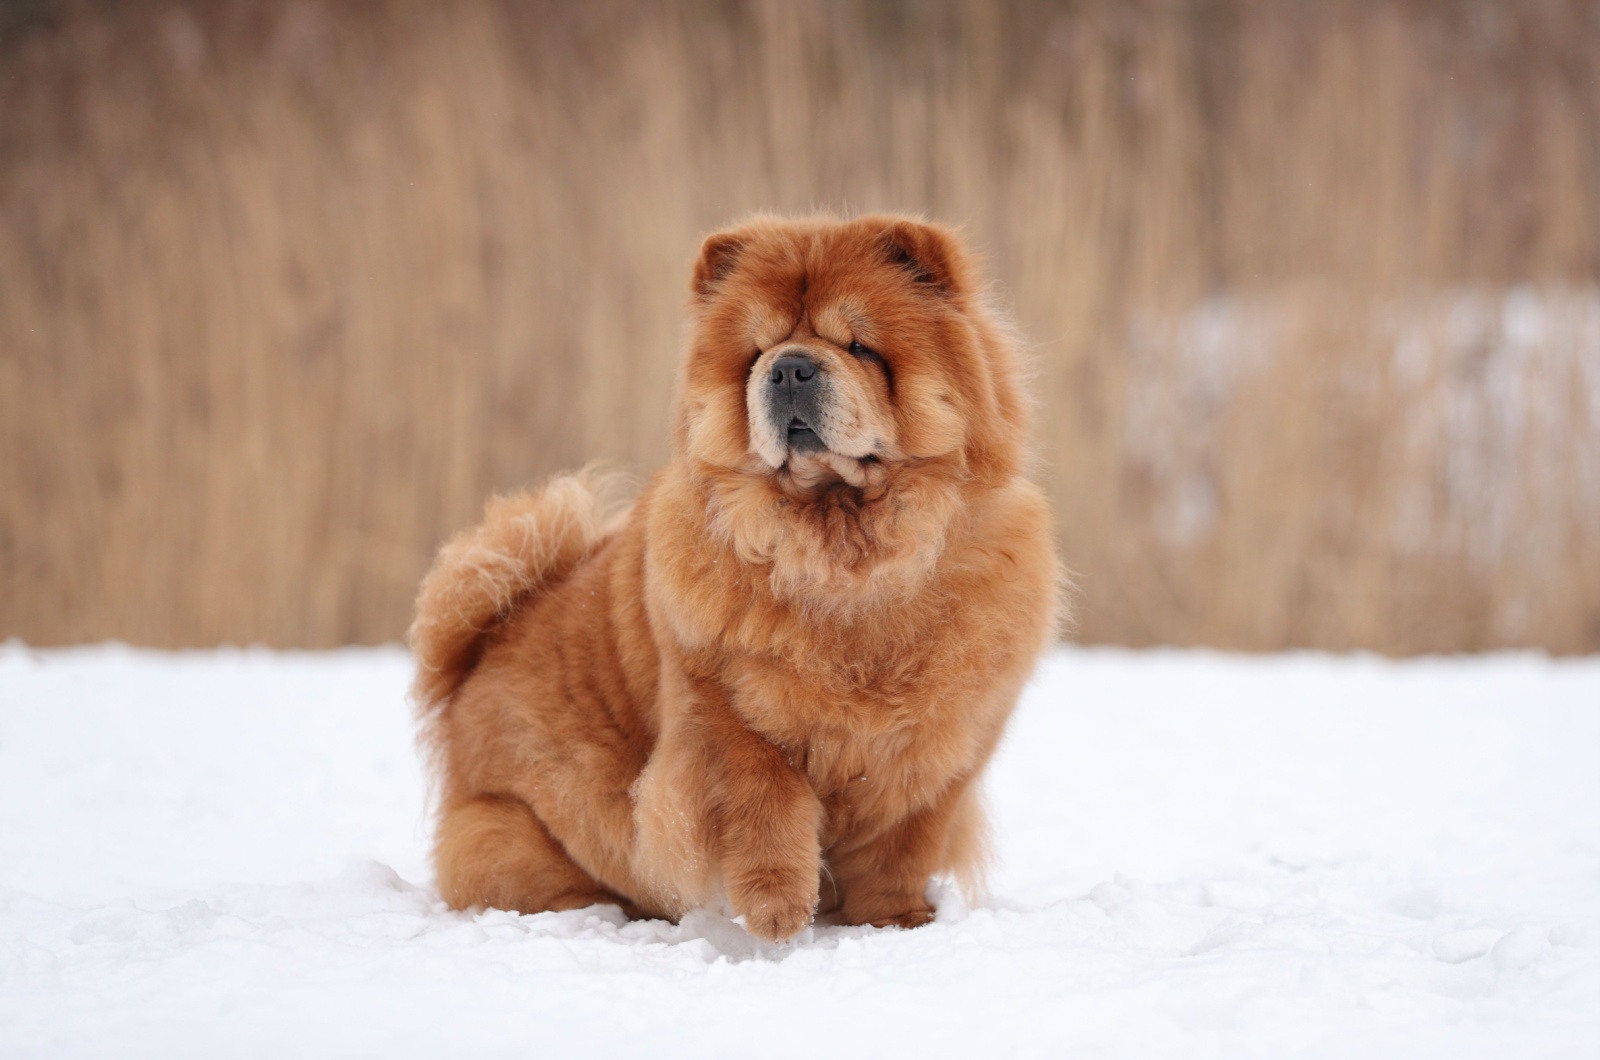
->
xmin=434 ymin=793 xmax=630 ymax=915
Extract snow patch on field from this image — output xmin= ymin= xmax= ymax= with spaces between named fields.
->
xmin=1 ymin=644 xmax=1597 ymax=1057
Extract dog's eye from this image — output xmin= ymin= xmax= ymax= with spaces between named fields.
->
xmin=847 ymin=339 xmax=893 ymax=393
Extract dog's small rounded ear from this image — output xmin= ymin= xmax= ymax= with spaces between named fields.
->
xmin=692 ymin=232 xmax=748 ymax=299
xmin=880 ymin=220 xmax=967 ymax=295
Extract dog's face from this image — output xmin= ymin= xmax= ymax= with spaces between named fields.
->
xmin=675 ymin=216 xmax=1022 ymax=497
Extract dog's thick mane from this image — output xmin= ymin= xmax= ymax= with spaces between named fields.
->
xmin=699 ymin=460 xmax=968 ymax=607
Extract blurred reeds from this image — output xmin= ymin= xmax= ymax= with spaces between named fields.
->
xmin=1 ymin=0 xmax=1597 ymax=652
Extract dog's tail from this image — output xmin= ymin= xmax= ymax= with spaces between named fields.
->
xmin=408 ymin=469 xmax=625 ymax=714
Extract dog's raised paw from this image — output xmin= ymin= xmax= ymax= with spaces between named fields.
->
xmin=732 ymin=886 xmax=817 ymax=943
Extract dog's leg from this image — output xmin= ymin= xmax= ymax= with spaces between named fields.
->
xmin=825 ymin=777 xmax=981 ymax=930
xmin=705 ymin=711 xmax=824 ymax=942
xmin=634 ymin=665 xmax=823 ymax=942
xmin=434 ymin=793 xmax=631 ymax=915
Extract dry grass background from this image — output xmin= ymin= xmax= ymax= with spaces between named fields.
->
xmin=1 ymin=0 xmax=1597 ymax=652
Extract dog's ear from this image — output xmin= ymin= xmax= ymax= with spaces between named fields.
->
xmin=879 ymin=220 xmax=968 ymax=295
xmin=692 ymin=232 xmax=748 ymax=299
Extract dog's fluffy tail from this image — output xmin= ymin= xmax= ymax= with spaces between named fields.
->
xmin=409 ymin=470 xmax=625 ymax=714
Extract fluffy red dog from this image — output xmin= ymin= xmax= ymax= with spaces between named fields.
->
xmin=410 ymin=215 xmax=1060 ymax=940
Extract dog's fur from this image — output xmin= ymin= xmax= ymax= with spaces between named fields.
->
xmin=410 ymin=215 xmax=1060 ymax=941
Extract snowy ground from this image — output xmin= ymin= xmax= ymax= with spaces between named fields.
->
xmin=1 ymin=644 xmax=1596 ymax=1058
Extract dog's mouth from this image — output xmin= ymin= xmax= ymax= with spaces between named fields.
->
xmin=785 ymin=416 xmax=827 ymax=454
xmin=762 ymin=409 xmax=889 ymax=494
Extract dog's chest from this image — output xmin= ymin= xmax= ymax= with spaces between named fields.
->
xmin=737 ymin=652 xmax=931 ymax=750
xmin=739 ymin=661 xmax=978 ymax=813
xmin=801 ymin=725 xmax=955 ymax=846
xmin=731 ymin=617 xmax=994 ymax=817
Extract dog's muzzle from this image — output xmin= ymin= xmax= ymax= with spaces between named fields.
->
xmin=767 ymin=354 xmax=828 ymax=453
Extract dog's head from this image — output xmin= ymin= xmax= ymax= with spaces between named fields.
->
xmin=670 ymin=215 xmax=1029 ymax=597
xmin=675 ymin=215 xmax=1025 ymax=495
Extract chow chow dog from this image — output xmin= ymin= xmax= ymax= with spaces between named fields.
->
xmin=410 ymin=215 xmax=1060 ymax=941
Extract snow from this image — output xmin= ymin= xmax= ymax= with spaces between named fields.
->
xmin=1 ymin=643 xmax=1597 ymax=1058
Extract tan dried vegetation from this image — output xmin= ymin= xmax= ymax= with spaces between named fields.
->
xmin=1 ymin=0 xmax=1596 ymax=652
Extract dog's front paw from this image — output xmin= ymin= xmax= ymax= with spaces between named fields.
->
xmin=840 ymin=895 xmax=936 ymax=931
xmin=740 ymin=900 xmax=815 ymax=943
xmin=864 ymin=905 xmax=935 ymax=930
xmin=729 ymin=868 xmax=818 ymax=942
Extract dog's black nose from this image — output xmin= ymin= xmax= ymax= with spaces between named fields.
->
xmin=770 ymin=355 xmax=818 ymax=389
